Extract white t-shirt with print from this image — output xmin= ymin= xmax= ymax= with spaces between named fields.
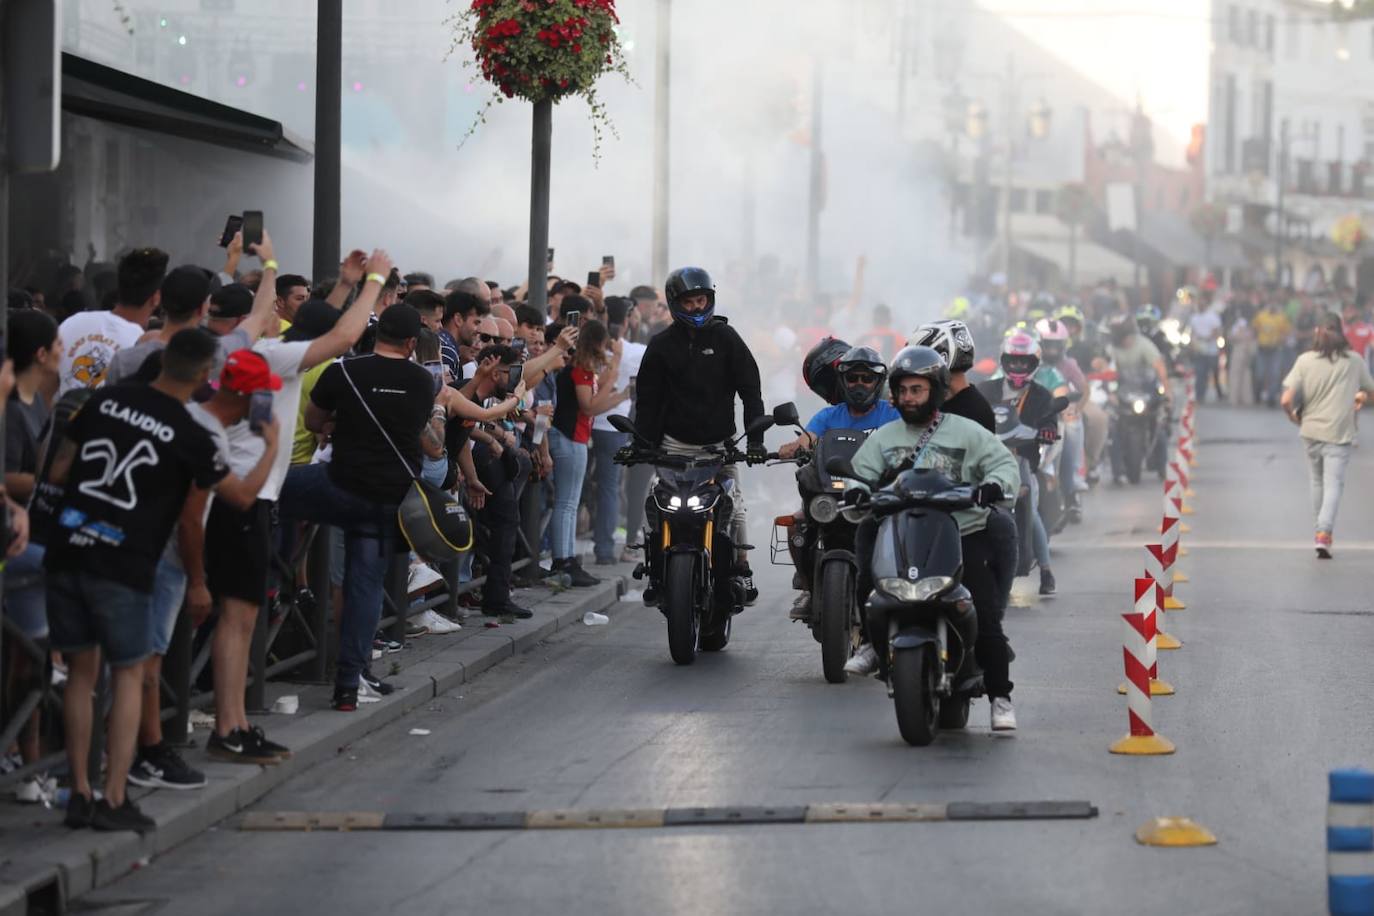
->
xmin=57 ymin=310 xmax=144 ymax=394
xmin=232 ymin=339 xmax=313 ymax=502
xmin=593 ymin=340 xmax=647 ymax=433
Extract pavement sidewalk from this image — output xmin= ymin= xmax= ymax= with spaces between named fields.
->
xmin=0 ymin=571 xmax=628 ymax=915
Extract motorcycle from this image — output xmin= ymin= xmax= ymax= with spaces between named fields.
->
xmin=778 ymin=427 xmax=869 ymax=683
xmin=1110 ymin=372 xmax=1169 ymax=484
xmin=991 ymin=397 xmax=1068 ymax=577
xmin=828 ymin=458 xmax=982 ymax=747
xmin=612 ymin=404 xmax=798 ymax=665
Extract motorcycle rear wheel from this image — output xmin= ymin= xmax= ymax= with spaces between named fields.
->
xmin=819 ymin=560 xmax=855 ymax=684
xmin=893 ymin=647 xmax=939 ymax=747
xmin=664 ymin=552 xmax=699 ymax=665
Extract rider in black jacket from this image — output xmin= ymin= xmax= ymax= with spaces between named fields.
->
xmin=633 ymin=267 xmax=766 ymax=603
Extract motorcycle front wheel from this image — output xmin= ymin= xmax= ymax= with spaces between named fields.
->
xmin=819 ymin=560 xmax=855 ymax=684
xmin=893 ymin=646 xmax=939 ymax=747
xmin=664 ymin=552 xmax=699 ymax=665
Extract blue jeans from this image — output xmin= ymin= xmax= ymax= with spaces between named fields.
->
xmin=1304 ymin=438 xmax=1352 ymax=536
xmin=590 ymin=429 xmax=629 ymax=561
xmin=46 ymin=571 xmax=152 ymax=668
xmin=3 ymin=543 xmax=47 ymax=640
xmin=1256 ymin=347 xmax=1282 ymax=405
xmin=278 ymin=464 xmax=398 ymax=689
xmin=1029 ymin=475 xmax=1052 ymax=569
xmin=548 ymin=428 xmax=588 ymax=561
xmin=150 ymin=558 xmax=188 ymax=656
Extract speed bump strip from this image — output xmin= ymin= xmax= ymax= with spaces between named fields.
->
xmin=241 ymin=801 xmax=1097 ymax=832
xmin=525 ymin=808 xmax=665 ymax=829
xmin=805 ymin=804 xmax=948 ymax=823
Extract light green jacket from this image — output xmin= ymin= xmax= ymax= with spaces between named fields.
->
xmin=849 ymin=412 xmax=1021 ymax=534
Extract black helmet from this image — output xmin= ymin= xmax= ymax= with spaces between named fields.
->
xmin=888 ymin=345 xmax=950 ymax=406
xmin=802 ymin=336 xmax=851 ymax=405
xmin=835 ymin=345 xmax=887 ymax=413
xmin=664 ymin=267 xmax=716 ymax=328
xmin=910 ymin=319 xmax=976 ymax=373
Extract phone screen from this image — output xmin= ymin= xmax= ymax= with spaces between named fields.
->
xmin=546 ymin=247 xmax=555 ymax=265
xmin=508 ymin=363 xmax=523 ymax=389
xmin=424 ymin=360 xmax=443 ymax=394
xmin=587 ymin=270 xmax=601 ymax=289
xmin=219 ymin=214 xmax=244 ymax=248
xmin=602 ymin=255 xmax=614 ymax=268
xmin=249 ymin=390 xmax=273 ymax=433
xmin=565 ymin=310 xmax=581 ymax=329
xmin=242 ymin=210 xmax=264 ymax=249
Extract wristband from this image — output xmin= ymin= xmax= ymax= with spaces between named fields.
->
xmin=262 ymin=259 xmax=279 ymax=272
xmin=365 ymin=272 xmax=386 ymax=286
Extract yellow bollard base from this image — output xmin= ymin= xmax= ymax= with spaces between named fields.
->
xmin=1173 ymin=572 xmax=1189 ymax=584
xmin=1179 ymin=546 xmax=1190 ymax=557
xmin=1181 ymin=505 xmax=1195 ymax=515
xmin=1135 ymin=817 xmax=1218 ymax=847
xmin=1118 ymin=679 xmax=1175 ymax=697
xmin=1163 ymin=596 xmax=1186 ymax=611
xmin=1156 ymin=631 xmax=1183 ymax=650
xmin=1179 ymin=523 xmax=1192 ymax=533
xmin=1184 ymin=488 xmax=1196 ymax=498
xmin=1110 ymin=734 xmax=1176 ymax=756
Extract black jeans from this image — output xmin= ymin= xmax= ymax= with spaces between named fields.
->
xmin=855 ymin=518 xmax=1013 ymax=699
xmin=984 ymin=507 xmax=1018 ymax=607
xmin=473 ymin=442 xmax=519 ymax=611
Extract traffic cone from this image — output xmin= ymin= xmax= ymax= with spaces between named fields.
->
xmin=1119 ymin=577 xmax=1175 ymax=696
xmin=1109 ymin=609 xmax=1176 ymax=755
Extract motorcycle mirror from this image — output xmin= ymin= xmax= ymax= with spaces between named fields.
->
xmin=825 ymin=455 xmax=857 ymax=479
xmin=607 ymin=415 xmax=637 ymax=436
xmin=772 ymin=402 xmax=801 ymax=427
xmin=746 ymin=415 xmax=776 ymax=437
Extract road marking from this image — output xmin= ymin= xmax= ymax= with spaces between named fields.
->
xmin=1064 ymin=540 xmax=1374 ymax=551
xmin=240 ymin=801 xmax=1098 ymax=833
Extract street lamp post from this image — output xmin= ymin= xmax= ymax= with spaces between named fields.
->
xmin=651 ymin=0 xmax=671 ymax=288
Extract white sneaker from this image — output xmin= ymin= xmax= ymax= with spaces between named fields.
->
xmin=788 ymin=592 xmax=812 ymax=621
xmin=356 ymin=680 xmax=384 ymax=704
xmin=990 ymin=697 xmax=1017 ymax=731
xmin=844 ymin=642 xmax=878 ymax=676
xmin=14 ymin=775 xmax=56 ymax=804
xmin=418 ymin=609 xmax=461 ymax=634
xmin=408 ymin=561 xmax=445 ymax=596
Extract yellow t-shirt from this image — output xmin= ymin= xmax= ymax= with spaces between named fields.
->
xmin=291 ymin=360 xmax=331 ymax=465
xmin=1252 ymin=310 xmax=1291 ymax=349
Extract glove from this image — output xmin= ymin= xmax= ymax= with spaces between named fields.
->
xmin=1036 ymin=426 xmax=1059 ymax=445
xmin=613 ymin=446 xmax=636 ymax=465
xmin=973 ymin=482 xmax=1005 ymax=507
xmin=745 ymin=443 xmax=769 ymax=466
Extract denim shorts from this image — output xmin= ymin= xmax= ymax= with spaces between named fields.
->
xmin=150 ymin=558 xmax=188 ymax=656
xmin=3 ymin=543 xmax=48 ymax=641
xmin=46 ymin=570 xmax=153 ymax=668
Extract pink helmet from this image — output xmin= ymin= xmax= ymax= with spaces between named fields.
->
xmin=1000 ymin=330 xmax=1041 ymax=389
xmin=1034 ymin=318 xmax=1069 ymax=342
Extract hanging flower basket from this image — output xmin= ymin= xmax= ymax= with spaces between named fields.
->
xmin=451 ymin=0 xmax=632 ymax=155
xmin=1332 ymin=214 xmax=1366 ymax=254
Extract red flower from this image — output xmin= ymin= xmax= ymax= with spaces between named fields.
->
xmin=572 ymin=43 xmax=582 ymax=53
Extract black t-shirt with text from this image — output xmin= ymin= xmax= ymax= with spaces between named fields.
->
xmin=44 ymin=384 xmax=228 ymax=591
xmin=311 ymin=354 xmax=435 ymax=505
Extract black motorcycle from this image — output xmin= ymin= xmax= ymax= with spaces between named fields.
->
xmin=831 ymin=459 xmax=982 ymax=747
xmin=613 ymin=404 xmax=797 ymax=665
xmin=786 ymin=428 xmax=869 ymax=683
xmin=1110 ymin=373 xmax=1169 ymax=484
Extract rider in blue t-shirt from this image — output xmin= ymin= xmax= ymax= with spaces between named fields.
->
xmin=779 ymin=346 xmax=899 ymax=459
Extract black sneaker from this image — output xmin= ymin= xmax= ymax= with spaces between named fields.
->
xmin=482 ymin=603 xmax=534 ymax=619
xmin=128 ymin=743 xmax=207 ymax=790
xmin=1039 ymin=568 xmax=1057 ymax=596
xmin=91 ymin=797 xmax=155 ymax=834
xmin=331 ymin=686 xmax=359 ymax=712
xmin=207 ymin=728 xmax=281 ymax=765
xmin=734 ymin=566 xmax=758 ymax=606
xmin=64 ymin=791 xmax=94 ymax=829
xmin=246 ymin=726 xmax=291 ymax=761
xmin=565 ymin=560 xmax=601 ymax=588
xmin=642 ymin=585 xmax=660 ymax=606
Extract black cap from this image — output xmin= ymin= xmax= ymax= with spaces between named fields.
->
xmin=377 ymin=303 xmax=422 ymax=341
xmin=209 ymin=283 xmax=254 ymax=319
xmin=283 ymin=299 xmax=341 ymax=342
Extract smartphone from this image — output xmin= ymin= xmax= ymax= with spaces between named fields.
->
xmin=248 ymin=390 xmax=273 ymax=433
xmin=564 ymin=310 xmax=581 ymax=329
xmin=218 ymin=214 xmax=243 ymax=248
xmin=587 ymin=270 xmax=601 ymax=289
xmin=424 ymin=360 xmax=444 ymax=394
xmin=508 ymin=363 xmax=523 ymax=389
xmin=546 ymin=247 xmax=555 ymax=266
xmin=602 ymin=255 xmax=615 ymax=269
xmin=510 ymin=336 xmax=527 ymax=354
xmin=242 ymin=210 xmax=264 ymax=250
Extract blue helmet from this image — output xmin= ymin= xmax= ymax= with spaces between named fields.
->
xmin=665 ymin=266 xmax=716 ymax=328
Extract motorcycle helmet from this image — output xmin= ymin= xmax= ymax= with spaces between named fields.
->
xmin=664 ymin=267 xmax=716 ymax=328
xmin=1000 ymin=330 xmax=1041 ymax=390
xmin=1054 ymin=304 xmax=1085 ymax=332
xmin=835 ymin=346 xmax=888 ymax=413
xmin=887 ymin=345 xmax=950 ymax=426
xmin=1034 ymin=318 xmax=1070 ymax=364
xmin=910 ymin=319 xmax=976 ymax=373
xmin=1136 ymin=304 xmax=1161 ymax=336
xmin=945 ymin=296 xmax=971 ymax=319
xmin=802 ymin=336 xmax=852 ymax=405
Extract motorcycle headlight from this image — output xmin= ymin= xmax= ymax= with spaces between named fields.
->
xmin=877 ymin=576 xmax=954 ymax=602
xmin=1132 ymin=399 xmax=1147 ymax=414
xmin=809 ymin=494 xmax=840 ymax=524
xmin=687 ymin=494 xmax=716 ymax=513
xmin=669 ymin=496 xmax=683 ymax=509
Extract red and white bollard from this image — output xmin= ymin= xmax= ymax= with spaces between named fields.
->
xmin=1110 ymin=583 xmax=1176 ymax=755
xmin=1147 ymin=540 xmax=1186 ymax=625
xmin=1118 ymin=576 xmax=1174 ymax=697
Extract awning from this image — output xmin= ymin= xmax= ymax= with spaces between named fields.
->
xmin=1014 ymin=237 xmax=1139 ymax=285
xmin=60 ymin=53 xmax=312 ymax=163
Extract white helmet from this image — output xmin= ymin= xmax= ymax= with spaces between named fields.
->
xmin=910 ymin=319 xmax=976 ymax=373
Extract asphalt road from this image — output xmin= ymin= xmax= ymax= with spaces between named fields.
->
xmin=87 ymin=405 xmax=1374 ymax=916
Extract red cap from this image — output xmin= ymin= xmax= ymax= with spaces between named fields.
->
xmin=221 ymin=349 xmax=282 ymax=394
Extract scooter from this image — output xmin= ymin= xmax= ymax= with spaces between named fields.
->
xmin=829 ymin=458 xmax=982 ymax=747
xmin=613 ymin=404 xmax=798 ymax=665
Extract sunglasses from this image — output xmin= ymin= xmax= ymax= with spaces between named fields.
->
xmin=845 ymin=373 xmax=879 ymax=385
xmin=477 ymin=333 xmax=500 ymax=344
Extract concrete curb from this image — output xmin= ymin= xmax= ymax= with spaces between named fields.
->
xmin=0 ymin=576 xmax=627 ymax=914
